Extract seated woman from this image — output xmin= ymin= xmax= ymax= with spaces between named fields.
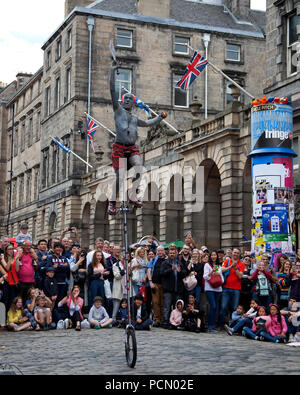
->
xmin=58 ymin=285 xmax=84 ymax=331
xmin=6 ymin=297 xmax=33 ymax=332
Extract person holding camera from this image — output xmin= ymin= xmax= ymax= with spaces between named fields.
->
xmin=17 ymin=240 xmax=39 ymax=303
xmin=68 ymin=245 xmax=88 ymax=304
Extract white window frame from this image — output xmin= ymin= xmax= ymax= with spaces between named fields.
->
xmin=116 ymin=29 xmax=133 ymax=48
xmin=174 ymin=36 xmax=190 ymax=55
xmin=173 ymin=73 xmax=189 ymax=108
xmin=115 ymin=68 xmax=132 ymax=101
xmin=287 ymin=14 xmax=299 ymax=77
xmin=226 ymin=43 xmax=241 ymax=62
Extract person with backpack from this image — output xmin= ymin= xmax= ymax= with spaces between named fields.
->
xmin=219 ymin=248 xmax=245 ymax=330
xmin=147 ymin=245 xmax=166 ymax=327
xmin=249 ymin=260 xmax=274 ymax=310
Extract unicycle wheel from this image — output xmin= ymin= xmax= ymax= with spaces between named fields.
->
xmin=125 ymin=325 xmax=137 ymax=368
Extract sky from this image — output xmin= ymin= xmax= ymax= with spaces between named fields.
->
xmin=0 ymin=0 xmax=266 ymax=84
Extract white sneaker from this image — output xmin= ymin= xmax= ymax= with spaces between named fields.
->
xmin=288 ymin=335 xmax=295 ymax=343
xmin=57 ymin=320 xmax=64 ymax=330
xmin=64 ymin=318 xmax=69 ymax=329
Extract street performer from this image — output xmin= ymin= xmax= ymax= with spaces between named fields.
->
xmin=108 ymin=61 xmax=167 ymax=215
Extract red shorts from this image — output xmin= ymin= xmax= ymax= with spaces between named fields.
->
xmin=111 ymin=143 xmax=141 ymax=171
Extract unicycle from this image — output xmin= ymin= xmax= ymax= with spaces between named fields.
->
xmin=120 ymin=158 xmax=137 ymax=368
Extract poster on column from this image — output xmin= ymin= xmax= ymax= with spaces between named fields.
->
xmin=262 ymin=204 xmax=288 ymax=242
xmin=252 ymin=163 xmax=286 ymax=217
xmin=251 ymin=104 xmax=293 ymax=150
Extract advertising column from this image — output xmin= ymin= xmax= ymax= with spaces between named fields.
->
xmin=249 ymin=98 xmax=297 ymax=268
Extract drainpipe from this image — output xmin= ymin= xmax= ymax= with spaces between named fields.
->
xmin=86 ymin=16 xmax=95 ymax=173
xmin=7 ymin=103 xmax=15 ymax=234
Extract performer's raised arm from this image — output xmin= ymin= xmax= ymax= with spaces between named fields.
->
xmin=110 ymin=63 xmax=120 ymax=112
xmin=137 ymin=112 xmax=167 ymax=128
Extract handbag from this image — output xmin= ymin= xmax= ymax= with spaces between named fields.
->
xmin=138 ymin=285 xmax=147 ymax=302
xmin=183 ymin=274 xmax=197 ymax=291
xmin=131 ymin=269 xmax=139 ymax=284
xmin=104 ymin=279 xmax=112 ymax=299
xmin=208 ymin=272 xmax=223 ymax=288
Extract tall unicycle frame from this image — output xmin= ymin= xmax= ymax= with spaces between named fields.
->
xmin=120 ymin=159 xmax=137 ymax=369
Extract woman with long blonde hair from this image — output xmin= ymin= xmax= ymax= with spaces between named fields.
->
xmin=131 ymin=247 xmax=148 ymax=295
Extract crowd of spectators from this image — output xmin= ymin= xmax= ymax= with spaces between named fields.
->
xmin=0 ymin=225 xmax=299 ymax=343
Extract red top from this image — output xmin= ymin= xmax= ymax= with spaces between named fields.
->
xmin=222 ymin=259 xmax=245 ymax=290
xmin=6 ymin=261 xmax=19 ymax=285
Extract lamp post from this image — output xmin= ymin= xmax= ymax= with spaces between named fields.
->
xmin=202 ymin=33 xmax=210 ymax=119
xmin=86 ymin=16 xmax=95 ymax=173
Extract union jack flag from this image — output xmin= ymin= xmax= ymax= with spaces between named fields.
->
xmin=86 ymin=114 xmax=100 ymax=153
xmin=176 ymin=51 xmax=208 ymax=91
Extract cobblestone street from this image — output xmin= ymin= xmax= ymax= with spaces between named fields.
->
xmin=1 ymin=328 xmax=299 ymax=375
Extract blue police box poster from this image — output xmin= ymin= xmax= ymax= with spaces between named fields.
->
xmin=262 ymin=204 xmax=288 ymax=241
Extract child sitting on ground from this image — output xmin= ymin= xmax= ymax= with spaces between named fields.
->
xmin=6 ymin=297 xmax=33 ymax=332
xmin=242 ymin=306 xmax=271 ymax=340
xmin=169 ymin=299 xmax=184 ymax=330
xmin=88 ymin=296 xmax=113 ymax=329
xmin=259 ymin=303 xmax=288 ymax=343
xmin=115 ymin=298 xmax=128 ymax=328
xmin=132 ymin=294 xmax=153 ymax=330
xmin=182 ymin=294 xmax=201 ymax=333
xmin=225 ymin=299 xmax=259 ymax=336
xmin=229 ymin=304 xmax=245 ymax=327
xmin=34 ymin=295 xmax=52 ymax=331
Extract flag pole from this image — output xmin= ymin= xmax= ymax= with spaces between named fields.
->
xmin=50 ymin=136 xmax=93 ymax=169
xmin=185 ymin=43 xmax=255 ymax=100
xmin=121 ymin=87 xmax=181 ymax=135
xmin=85 ymin=112 xmax=116 ymax=138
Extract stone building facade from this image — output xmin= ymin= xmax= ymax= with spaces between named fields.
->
xmin=1 ymin=0 xmax=266 ymax=250
xmin=3 ymin=70 xmax=43 ymax=240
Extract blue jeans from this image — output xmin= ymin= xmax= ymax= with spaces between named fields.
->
xmin=252 ymin=292 xmax=271 ymax=311
xmin=231 ymin=317 xmax=252 ymax=333
xmin=188 ymin=285 xmax=201 ymax=305
xmin=260 ymin=330 xmax=285 ymax=343
xmin=89 ymin=279 xmax=105 ymax=307
xmin=242 ymin=326 xmax=265 ymax=340
xmin=133 ymin=283 xmax=140 ymax=296
xmin=206 ymin=291 xmax=222 ymax=330
xmin=219 ymin=288 xmax=241 ymax=328
xmin=134 ymin=318 xmax=153 ymax=330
